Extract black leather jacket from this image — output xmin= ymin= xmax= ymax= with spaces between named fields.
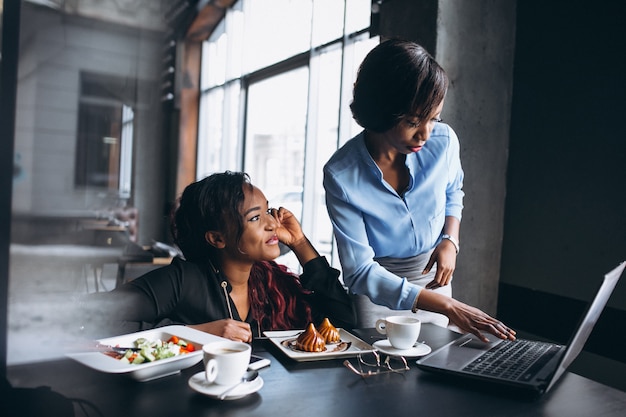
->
xmin=89 ymin=256 xmax=356 ymax=337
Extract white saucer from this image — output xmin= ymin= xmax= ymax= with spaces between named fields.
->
xmin=372 ymin=340 xmax=432 ymax=357
xmin=188 ymin=372 xmax=264 ymax=400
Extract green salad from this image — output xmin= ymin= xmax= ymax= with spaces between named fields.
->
xmin=117 ymin=335 xmax=196 ymax=364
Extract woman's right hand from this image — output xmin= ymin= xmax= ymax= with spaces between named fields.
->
xmin=444 ymin=299 xmax=516 ymax=343
xmin=272 ymin=206 xmax=320 ymax=266
xmin=189 ymin=319 xmax=252 ymax=343
xmin=272 ymin=206 xmax=305 ymax=246
xmin=415 ymin=290 xmax=516 ymax=343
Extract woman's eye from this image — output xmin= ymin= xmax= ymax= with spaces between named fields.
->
xmin=249 ymin=214 xmax=260 ymax=222
xmin=432 ymin=117 xmax=442 ymax=123
xmin=266 ymin=208 xmax=273 ymax=215
xmin=406 ymin=120 xmax=419 ymax=128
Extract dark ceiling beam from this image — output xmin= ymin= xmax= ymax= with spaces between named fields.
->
xmin=186 ymin=0 xmax=237 ymax=41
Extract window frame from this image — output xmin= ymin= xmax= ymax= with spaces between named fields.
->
xmin=196 ymin=0 xmax=378 ymax=266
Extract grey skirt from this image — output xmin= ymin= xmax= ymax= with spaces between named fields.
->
xmin=353 ymin=250 xmax=451 ymax=328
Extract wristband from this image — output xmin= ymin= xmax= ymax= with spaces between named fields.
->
xmin=441 ymin=234 xmax=459 ymax=254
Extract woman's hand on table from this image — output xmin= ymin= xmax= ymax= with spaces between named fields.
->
xmin=416 ymin=291 xmax=516 ymax=343
xmin=189 ymin=319 xmax=253 ymax=343
xmin=444 ymin=299 xmax=516 ymax=343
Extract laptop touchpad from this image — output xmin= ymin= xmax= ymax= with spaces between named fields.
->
xmin=457 ymin=337 xmax=495 ymax=350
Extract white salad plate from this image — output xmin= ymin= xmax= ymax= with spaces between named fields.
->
xmin=264 ymin=328 xmax=374 ymax=362
xmin=188 ymin=371 xmax=264 ymax=400
xmin=66 ymin=325 xmax=224 ymax=382
xmin=372 ymin=339 xmax=432 ymax=357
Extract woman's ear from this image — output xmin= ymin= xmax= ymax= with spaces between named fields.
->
xmin=205 ymin=231 xmax=226 ymax=249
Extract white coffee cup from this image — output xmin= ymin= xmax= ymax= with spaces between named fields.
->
xmin=375 ymin=316 xmax=421 ymax=350
xmin=202 ymin=340 xmax=251 ymax=385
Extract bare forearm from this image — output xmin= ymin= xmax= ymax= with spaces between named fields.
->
xmin=414 ymin=289 xmax=454 ymax=315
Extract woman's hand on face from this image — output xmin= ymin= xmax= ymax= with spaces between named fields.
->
xmin=271 ymin=207 xmax=305 ymax=247
xmin=446 ymin=299 xmax=516 ymax=343
xmin=190 ymin=319 xmax=252 ymax=343
xmin=272 ymin=206 xmax=319 ymax=266
xmin=423 ymin=240 xmax=457 ymax=289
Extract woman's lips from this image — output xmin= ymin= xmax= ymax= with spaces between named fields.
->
xmin=266 ymin=235 xmax=279 ymax=245
xmin=409 ymin=146 xmax=423 ymax=152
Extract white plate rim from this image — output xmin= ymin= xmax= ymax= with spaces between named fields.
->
xmin=188 ymin=371 xmax=264 ymax=400
xmin=263 ymin=328 xmax=374 ymax=362
xmin=372 ymin=339 xmax=432 ymax=357
xmin=66 ymin=325 xmax=225 ymax=379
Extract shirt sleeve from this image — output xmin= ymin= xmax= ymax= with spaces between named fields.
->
xmin=444 ymin=125 xmax=464 ymax=220
xmin=323 ymin=170 xmax=421 ymax=311
xmin=298 ymin=256 xmax=357 ymax=329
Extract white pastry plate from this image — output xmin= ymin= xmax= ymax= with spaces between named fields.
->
xmin=66 ymin=325 xmax=225 ymax=382
xmin=372 ymin=339 xmax=432 ymax=357
xmin=264 ymin=328 xmax=374 ymax=362
xmin=188 ymin=371 xmax=264 ymax=400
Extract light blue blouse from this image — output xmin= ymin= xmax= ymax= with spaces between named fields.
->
xmin=323 ymin=123 xmax=464 ymax=310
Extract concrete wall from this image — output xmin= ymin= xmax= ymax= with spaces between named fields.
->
xmin=436 ymin=1 xmax=516 ymax=314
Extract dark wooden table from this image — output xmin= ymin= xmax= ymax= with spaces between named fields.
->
xmin=6 ymin=324 xmax=626 ymax=417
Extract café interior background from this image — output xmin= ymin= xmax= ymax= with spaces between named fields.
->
xmin=1 ymin=0 xmax=624 ymax=390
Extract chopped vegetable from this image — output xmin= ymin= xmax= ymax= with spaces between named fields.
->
xmin=108 ymin=335 xmax=196 ymax=365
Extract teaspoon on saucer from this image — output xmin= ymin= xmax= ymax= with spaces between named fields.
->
xmin=217 ymin=370 xmax=259 ymax=400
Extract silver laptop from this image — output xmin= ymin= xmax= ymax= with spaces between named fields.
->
xmin=416 ymin=261 xmax=625 ymax=395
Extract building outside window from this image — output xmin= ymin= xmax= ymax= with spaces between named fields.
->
xmin=74 ymin=72 xmax=135 ymax=200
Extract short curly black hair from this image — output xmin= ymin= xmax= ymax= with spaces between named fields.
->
xmin=350 ymin=39 xmax=448 ymax=133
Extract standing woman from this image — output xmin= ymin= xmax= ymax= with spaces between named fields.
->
xmin=85 ymin=171 xmax=356 ymax=341
xmin=324 ymin=39 xmax=514 ymax=342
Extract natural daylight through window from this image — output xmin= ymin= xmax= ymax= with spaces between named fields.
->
xmin=197 ymin=0 xmax=379 ymax=270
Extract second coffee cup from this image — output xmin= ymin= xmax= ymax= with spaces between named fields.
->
xmin=202 ymin=340 xmax=251 ymax=385
xmin=375 ymin=316 xmax=421 ymax=350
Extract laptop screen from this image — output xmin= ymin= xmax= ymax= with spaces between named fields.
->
xmin=547 ymin=261 xmax=625 ymax=392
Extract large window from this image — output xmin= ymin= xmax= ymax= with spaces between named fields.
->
xmin=198 ymin=0 xmax=378 ymax=270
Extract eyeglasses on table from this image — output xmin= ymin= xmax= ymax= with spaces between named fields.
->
xmin=343 ymin=351 xmax=409 ymax=377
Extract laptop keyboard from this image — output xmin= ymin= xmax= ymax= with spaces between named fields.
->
xmin=462 ymin=339 xmax=560 ymax=382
